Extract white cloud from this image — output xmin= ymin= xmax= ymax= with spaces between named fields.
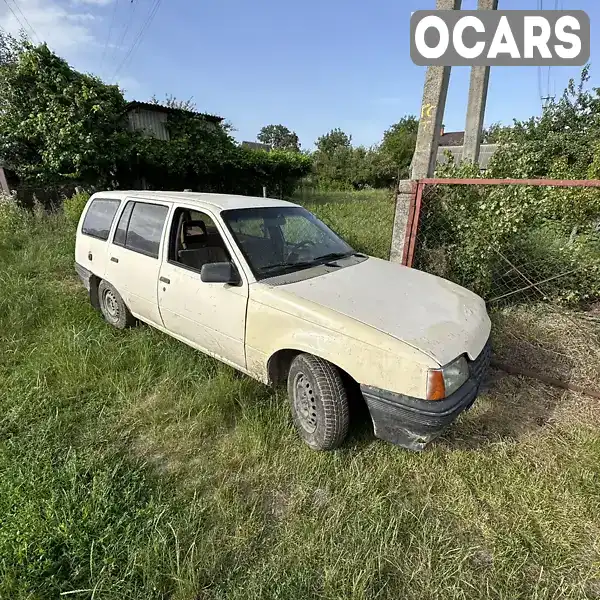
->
xmin=70 ymin=0 xmax=114 ymax=6
xmin=0 ymin=0 xmax=96 ymax=53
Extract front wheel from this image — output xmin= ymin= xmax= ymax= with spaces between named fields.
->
xmin=287 ymin=354 xmax=350 ymax=450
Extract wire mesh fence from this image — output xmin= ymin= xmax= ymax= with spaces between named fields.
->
xmin=404 ymin=179 xmax=600 ymax=307
xmin=402 ymin=179 xmax=600 ymax=391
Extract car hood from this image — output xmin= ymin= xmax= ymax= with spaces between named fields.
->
xmin=277 ymin=256 xmax=491 ymax=365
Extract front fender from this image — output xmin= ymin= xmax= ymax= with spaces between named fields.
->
xmin=245 ymin=295 xmax=436 ymax=398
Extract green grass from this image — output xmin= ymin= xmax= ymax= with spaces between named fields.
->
xmin=1 ymin=192 xmax=600 ymax=599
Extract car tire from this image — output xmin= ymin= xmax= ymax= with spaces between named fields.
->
xmin=98 ymin=280 xmax=136 ymax=329
xmin=287 ymin=353 xmax=349 ymax=450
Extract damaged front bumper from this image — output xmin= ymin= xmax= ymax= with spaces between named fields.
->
xmin=361 ymin=339 xmax=491 ymax=451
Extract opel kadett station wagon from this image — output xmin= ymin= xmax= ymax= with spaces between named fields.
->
xmin=75 ymin=191 xmax=492 ymax=451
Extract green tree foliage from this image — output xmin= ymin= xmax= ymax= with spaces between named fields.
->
xmin=0 ymin=38 xmax=129 ymax=185
xmin=315 ymin=128 xmax=352 ymax=155
xmin=421 ymin=69 xmax=600 ymax=304
xmin=310 ymin=121 xmax=418 ymax=190
xmin=0 ymin=32 xmax=310 ymax=196
xmin=257 ymin=124 xmax=300 ymax=152
xmin=482 ymin=122 xmax=507 ymax=143
xmin=379 ymin=116 xmax=419 ymax=179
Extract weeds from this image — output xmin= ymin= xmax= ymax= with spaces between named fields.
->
xmin=1 ymin=192 xmax=599 ymax=599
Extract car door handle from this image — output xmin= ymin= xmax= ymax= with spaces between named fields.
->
xmin=110 ymin=257 xmax=119 ymax=263
xmin=159 ymin=276 xmax=170 ymax=284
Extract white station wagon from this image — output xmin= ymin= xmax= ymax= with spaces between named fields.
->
xmin=75 ymin=191 xmax=491 ymax=451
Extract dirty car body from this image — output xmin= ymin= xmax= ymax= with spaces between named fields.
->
xmin=75 ymin=191 xmax=491 ymax=451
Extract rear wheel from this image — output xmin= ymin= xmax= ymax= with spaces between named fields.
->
xmin=98 ymin=280 xmax=136 ymax=329
xmin=287 ymin=354 xmax=349 ymax=450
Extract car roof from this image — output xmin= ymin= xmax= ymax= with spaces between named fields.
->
xmin=92 ymin=190 xmax=300 ymax=211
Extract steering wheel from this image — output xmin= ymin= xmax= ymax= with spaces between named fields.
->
xmin=286 ymin=240 xmax=317 ymax=262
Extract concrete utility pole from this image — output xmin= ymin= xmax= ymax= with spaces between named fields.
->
xmin=410 ymin=0 xmax=462 ymax=180
xmin=463 ymin=0 xmax=498 ymax=164
xmin=391 ymin=0 xmax=461 ymax=263
xmin=0 ymin=166 xmax=10 ymax=196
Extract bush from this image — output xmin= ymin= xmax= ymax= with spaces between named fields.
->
xmin=415 ymin=162 xmax=600 ymax=305
xmin=63 ymin=192 xmax=90 ymax=226
xmin=0 ymin=193 xmax=28 ymax=242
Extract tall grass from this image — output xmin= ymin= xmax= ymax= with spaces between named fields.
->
xmin=1 ymin=192 xmax=600 ymax=599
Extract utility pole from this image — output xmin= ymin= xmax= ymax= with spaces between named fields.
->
xmin=391 ymin=0 xmax=461 ymax=263
xmin=0 ymin=166 xmax=10 ymax=196
xmin=410 ymin=0 xmax=462 ymax=179
xmin=463 ymin=0 xmax=498 ymax=164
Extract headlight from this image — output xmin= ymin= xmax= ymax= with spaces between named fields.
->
xmin=426 ymin=356 xmax=469 ymax=400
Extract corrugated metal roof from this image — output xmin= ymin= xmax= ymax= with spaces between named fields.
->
xmin=125 ymin=101 xmax=223 ymax=124
xmin=241 ymin=141 xmax=271 ymax=152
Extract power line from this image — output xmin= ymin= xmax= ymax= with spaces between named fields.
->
xmin=7 ymin=0 xmax=40 ymax=44
xmin=112 ymin=0 xmax=162 ymax=81
xmin=1 ymin=0 xmax=35 ymax=43
xmin=109 ymin=0 xmax=138 ymax=68
xmin=100 ymin=0 xmax=120 ymax=72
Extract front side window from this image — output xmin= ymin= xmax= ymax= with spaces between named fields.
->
xmin=81 ymin=198 xmax=120 ymax=241
xmin=123 ymin=202 xmax=169 ymax=258
xmin=222 ymin=206 xmax=354 ymax=279
xmin=167 ymin=207 xmax=231 ymax=273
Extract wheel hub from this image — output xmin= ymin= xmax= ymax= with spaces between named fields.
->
xmin=293 ymin=372 xmax=317 ymax=434
xmin=103 ymin=289 xmax=120 ymax=321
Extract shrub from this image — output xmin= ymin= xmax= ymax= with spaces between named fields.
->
xmin=63 ymin=192 xmax=90 ymax=226
xmin=0 ymin=193 xmax=28 ymax=241
xmin=415 ymin=162 xmax=600 ymax=305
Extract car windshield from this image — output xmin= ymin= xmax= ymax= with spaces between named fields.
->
xmin=222 ymin=206 xmax=355 ymax=279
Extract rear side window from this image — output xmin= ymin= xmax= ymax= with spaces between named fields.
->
xmin=81 ymin=199 xmax=120 ymax=240
xmin=123 ymin=202 xmax=169 ymax=258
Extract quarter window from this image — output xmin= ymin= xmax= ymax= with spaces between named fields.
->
xmin=81 ymin=199 xmax=120 ymax=241
xmin=113 ymin=201 xmax=134 ymax=247
xmin=122 ymin=202 xmax=169 ymax=258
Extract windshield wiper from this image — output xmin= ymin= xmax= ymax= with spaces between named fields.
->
xmin=260 ymin=261 xmax=317 ymax=274
xmin=314 ymin=251 xmax=365 ymax=263
xmin=260 ymin=252 xmax=365 ymax=276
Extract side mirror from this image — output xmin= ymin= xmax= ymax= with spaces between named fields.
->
xmin=200 ymin=262 xmax=241 ymax=285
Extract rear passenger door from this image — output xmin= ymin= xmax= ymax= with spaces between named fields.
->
xmin=105 ymin=199 xmax=171 ymax=327
xmin=76 ymin=197 xmax=122 ymax=280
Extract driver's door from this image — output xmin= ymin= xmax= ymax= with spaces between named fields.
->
xmin=157 ymin=205 xmax=248 ymax=369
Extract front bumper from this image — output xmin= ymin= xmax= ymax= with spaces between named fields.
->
xmin=361 ymin=339 xmax=491 ymax=451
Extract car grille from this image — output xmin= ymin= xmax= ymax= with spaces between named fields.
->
xmin=469 ymin=338 xmax=492 ymax=386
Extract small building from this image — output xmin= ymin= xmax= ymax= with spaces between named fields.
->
xmin=410 ymin=128 xmax=498 ymax=175
xmin=241 ymin=141 xmax=271 ymax=152
xmin=435 ymin=129 xmax=498 ymax=171
xmin=125 ymin=101 xmax=223 ymax=142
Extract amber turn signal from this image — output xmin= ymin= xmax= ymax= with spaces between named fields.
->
xmin=426 ymin=369 xmax=446 ymax=400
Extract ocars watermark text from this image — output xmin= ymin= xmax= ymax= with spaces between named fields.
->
xmin=410 ymin=10 xmax=590 ymax=66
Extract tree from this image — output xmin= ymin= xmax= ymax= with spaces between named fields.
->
xmin=482 ymin=122 xmax=509 ymax=143
xmin=489 ymin=66 xmax=600 ymax=180
xmin=379 ymin=116 xmax=419 ymax=181
xmin=0 ymin=34 xmax=129 ymax=184
xmin=315 ymin=128 xmax=352 ymax=155
xmin=257 ymin=124 xmax=300 ymax=152
xmin=149 ymin=94 xmax=197 ymax=112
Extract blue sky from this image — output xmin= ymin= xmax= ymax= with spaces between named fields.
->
xmin=0 ymin=0 xmax=596 ymax=149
